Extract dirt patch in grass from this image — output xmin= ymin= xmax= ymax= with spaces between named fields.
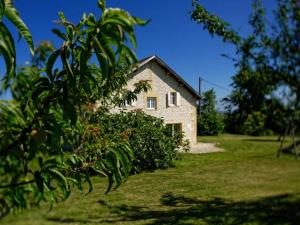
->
xmin=189 ymin=142 xmax=224 ymax=154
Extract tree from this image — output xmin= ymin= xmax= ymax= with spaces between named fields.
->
xmin=191 ymin=0 xmax=300 ymax=136
xmin=0 ymin=0 xmax=148 ymax=217
xmin=198 ymin=89 xmax=224 ymax=136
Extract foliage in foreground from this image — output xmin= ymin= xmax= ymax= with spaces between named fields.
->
xmin=197 ymin=89 xmax=224 ymax=136
xmin=0 ymin=0 xmax=148 ymax=217
xmin=191 ymin=0 xmax=300 ymax=136
xmin=93 ymin=109 xmax=190 ymax=173
xmin=2 ymin=135 xmax=300 ymax=225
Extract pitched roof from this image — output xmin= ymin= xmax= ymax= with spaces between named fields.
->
xmin=137 ymin=55 xmax=201 ymax=99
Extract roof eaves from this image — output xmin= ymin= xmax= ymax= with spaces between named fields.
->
xmin=136 ymin=55 xmax=201 ymax=99
xmin=152 ymin=56 xmax=201 ymax=99
xmin=137 ymin=55 xmax=156 ymax=68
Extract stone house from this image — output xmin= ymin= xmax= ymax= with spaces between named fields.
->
xmin=115 ymin=55 xmax=200 ymax=146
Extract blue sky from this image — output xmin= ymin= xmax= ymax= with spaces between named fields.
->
xmin=1 ymin=0 xmax=277 ymax=106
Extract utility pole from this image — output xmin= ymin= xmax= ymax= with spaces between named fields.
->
xmin=198 ymin=76 xmax=202 ymax=116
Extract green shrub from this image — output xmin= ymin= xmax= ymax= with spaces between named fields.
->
xmin=197 ymin=89 xmax=224 ymax=136
xmin=93 ymin=109 xmax=189 ymax=173
xmin=243 ymin=111 xmax=266 ymax=136
xmin=197 ymin=112 xmax=224 ymax=136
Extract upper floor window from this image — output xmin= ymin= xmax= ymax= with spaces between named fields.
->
xmin=167 ymin=91 xmax=180 ymax=107
xmin=170 ymin=92 xmax=177 ymax=105
xmin=147 ymin=97 xmax=157 ymax=109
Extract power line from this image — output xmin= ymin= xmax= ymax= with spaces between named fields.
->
xmin=198 ymin=76 xmax=202 ymax=116
xmin=200 ymin=77 xmax=231 ymax=93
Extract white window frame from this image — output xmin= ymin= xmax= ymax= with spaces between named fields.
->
xmin=146 ymin=97 xmax=157 ymax=110
xmin=167 ymin=91 xmax=181 ymax=107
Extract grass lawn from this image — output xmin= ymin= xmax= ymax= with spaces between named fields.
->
xmin=2 ymin=135 xmax=300 ymax=225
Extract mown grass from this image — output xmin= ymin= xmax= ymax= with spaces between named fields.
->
xmin=2 ymin=134 xmax=300 ymax=225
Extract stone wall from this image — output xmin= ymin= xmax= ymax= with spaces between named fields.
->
xmin=113 ymin=61 xmax=198 ymax=146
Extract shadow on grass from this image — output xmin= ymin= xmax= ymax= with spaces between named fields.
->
xmin=47 ymin=193 xmax=300 ymax=225
xmin=105 ymin=193 xmax=300 ymax=225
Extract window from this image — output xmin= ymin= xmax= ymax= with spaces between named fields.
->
xmin=147 ymin=97 xmax=157 ymax=109
xmin=124 ymin=99 xmax=136 ymax=107
xmin=166 ymin=123 xmax=182 ymax=138
xmin=170 ymin=92 xmax=176 ymax=105
xmin=167 ymin=91 xmax=180 ymax=107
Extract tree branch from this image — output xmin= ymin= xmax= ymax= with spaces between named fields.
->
xmin=0 ymin=180 xmax=34 ymax=189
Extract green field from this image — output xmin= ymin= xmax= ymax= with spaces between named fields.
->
xmin=2 ymin=135 xmax=300 ymax=225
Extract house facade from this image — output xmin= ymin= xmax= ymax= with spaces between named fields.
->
xmin=114 ymin=55 xmax=200 ymax=146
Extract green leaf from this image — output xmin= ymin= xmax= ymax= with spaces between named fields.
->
xmin=34 ymin=171 xmax=44 ymax=193
xmin=31 ymin=77 xmax=51 ymax=102
xmin=94 ymin=50 xmax=109 ymax=77
xmin=133 ymin=16 xmax=150 ymax=26
xmin=43 ymin=158 xmax=60 ymax=169
xmin=0 ymin=0 xmax=5 ymax=21
xmin=58 ymin=11 xmax=66 ymax=23
xmin=79 ymin=50 xmax=89 ymax=75
xmin=105 ymin=172 xmax=113 ymax=194
xmin=38 ymin=157 xmax=43 ymax=168
xmin=118 ymin=45 xmax=137 ymax=64
xmin=52 ymin=29 xmax=67 ymax=40
xmin=0 ymin=39 xmax=14 ymax=91
xmin=101 ymin=147 xmax=129 ymax=192
xmin=97 ymin=0 xmax=106 ymax=11
xmin=96 ymin=36 xmax=116 ymax=66
xmin=64 ymin=99 xmax=77 ymax=125
xmin=0 ymin=100 xmax=26 ymax=126
xmin=4 ymin=0 xmax=34 ymax=55
xmin=61 ymin=45 xmax=73 ymax=77
xmin=48 ymin=168 xmax=70 ymax=199
xmin=83 ymin=172 xmax=93 ymax=194
xmin=0 ymin=23 xmax=16 ymax=91
xmin=102 ymin=17 xmax=131 ymax=29
xmin=70 ymin=174 xmax=83 ymax=192
xmin=46 ymin=49 xmax=61 ymax=79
